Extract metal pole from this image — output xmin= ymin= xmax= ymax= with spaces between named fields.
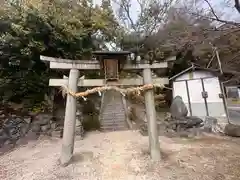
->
xmin=185 ymin=81 xmax=192 ymax=116
xmin=201 ymin=78 xmax=209 ymax=116
xmin=143 ymin=68 xmax=161 ymax=161
xmin=215 ymin=47 xmax=223 ymax=74
xmin=220 ymin=81 xmax=231 ymax=124
xmin=60 ymin=69 xmax=79 ymax=166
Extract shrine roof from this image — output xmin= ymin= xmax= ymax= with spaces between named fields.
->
xmin=93 ymin=51 xmax=131 ymax=56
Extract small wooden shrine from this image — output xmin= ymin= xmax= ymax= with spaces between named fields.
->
xmin=93 ymin=51 xmax=130 ymax=81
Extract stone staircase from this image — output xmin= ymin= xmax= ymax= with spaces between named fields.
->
xmin=99 ymin=90 xmax=128 ymax=131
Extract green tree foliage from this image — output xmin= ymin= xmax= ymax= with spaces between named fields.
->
xmin=0 ymin=0 xmax=118 ymax=109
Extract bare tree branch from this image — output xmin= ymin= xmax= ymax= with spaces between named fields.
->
xmin=113 ymin=0 xmax=137 ymax=31
xmin=136 ymin=0 xmax=145 ymax=24
xmin=203 ymin=0 xmax=220 ymax=20
xmin=189 ymin=0 xmax=240 ymax=26
xmin=234 ymin=0 xmax=240 ymax=13
xmin=121 ymin=0 xmax=136 ymax=31
xmin=190 ymin=11 xmax=240 ymax=26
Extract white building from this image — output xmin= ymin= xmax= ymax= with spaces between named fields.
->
xmin=170 ymin=66 xmax=227 ymax=119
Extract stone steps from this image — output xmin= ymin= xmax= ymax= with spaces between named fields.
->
xmin=100 ymin=90 xmax=128 ymax=131
xmin=101 ymin=125 xmax=128 ymax=131
xmin=101 ymin=121 xmax=126 ymax=126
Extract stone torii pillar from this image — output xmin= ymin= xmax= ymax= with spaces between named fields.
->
xmin=143 ymin=68 xmax=161 ymax=160
xmin=60 ymin=69 xmax=79 ymax=166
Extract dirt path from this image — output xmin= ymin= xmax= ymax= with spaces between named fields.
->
xmin=0 ymin=131 xmax=240 ymax=180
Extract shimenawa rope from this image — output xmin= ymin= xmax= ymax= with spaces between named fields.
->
xmin=60 ymin=84 xmax=167 ymax=100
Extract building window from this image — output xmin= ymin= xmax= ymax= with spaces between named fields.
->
xmin=226 ymin=87 xmax=240 ymax=99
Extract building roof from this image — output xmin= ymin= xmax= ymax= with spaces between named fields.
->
xmin=93 ymin=51 xmax=131 ymax=56
xmin=169 ymin=64 xmax=220 ymax=81
xmin=93 ymin=51 xmax=131 ymax=61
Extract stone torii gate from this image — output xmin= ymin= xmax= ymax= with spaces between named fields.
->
xmin=40 ymin=52 xmax=174 ymax=166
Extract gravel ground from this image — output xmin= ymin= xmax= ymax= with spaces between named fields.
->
xmin=0 ymin=130 xmax=240 ymax=180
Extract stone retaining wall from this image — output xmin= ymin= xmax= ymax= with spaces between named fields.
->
xmin=0 ymin=110 xmax=85 ymax=154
